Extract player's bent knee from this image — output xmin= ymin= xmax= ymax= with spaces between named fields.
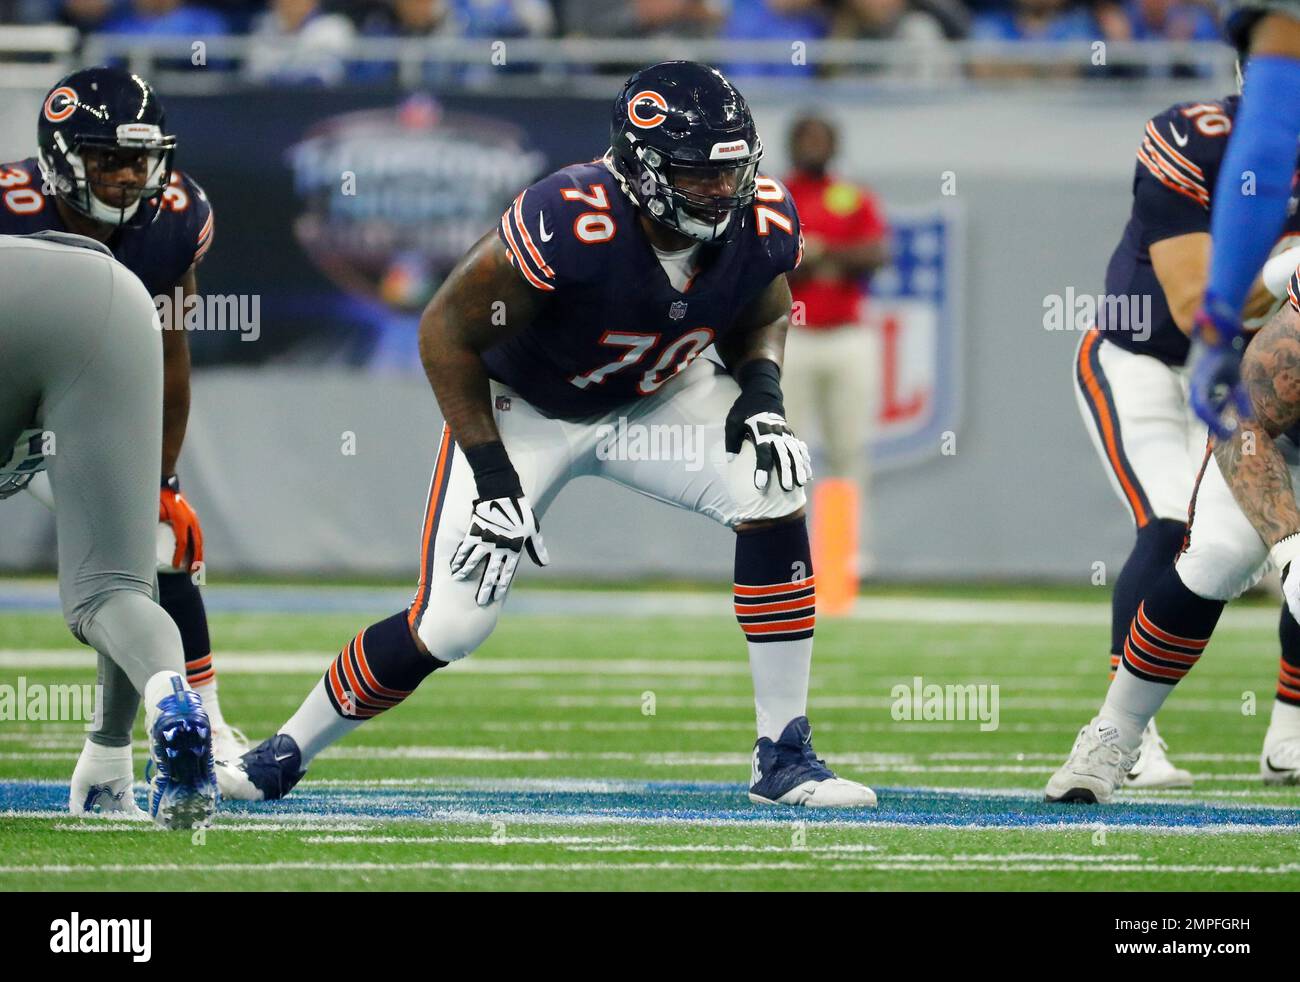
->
xmin=1177 ymin=537 xmax=1269 ymax=602
xmin=411 ymin=602 xmax=500 ymax=663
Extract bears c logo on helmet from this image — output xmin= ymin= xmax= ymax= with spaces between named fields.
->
xmin=627 ymin=90 xmax=668 ymax=129
xmin=43 ymin=86 xmax=78 ymax=124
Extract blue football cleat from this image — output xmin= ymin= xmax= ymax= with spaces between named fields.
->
xmin=147 ymin=676 xmax=218 ymax=829
xmin=215 ymin=733 xmax=304 ymax=802
xmin=748 ymin=716 xmax=877 ymax=808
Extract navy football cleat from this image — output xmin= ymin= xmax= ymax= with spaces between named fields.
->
xmin=215 ymin=733 xmax=304 ymax=802
xmin=748 ymin=716 xmax=877 ymax=808
xmin=146 ymin=676 xmax=218 ymax=829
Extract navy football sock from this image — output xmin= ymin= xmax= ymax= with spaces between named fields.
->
xmin=1100 ymin=567 xmax=1224 ymax=747
xmin=1278 ymin=606 xmax=1300 ymax=708
xmin=283 ymin=612 xmax=446 ymax=767
xmin=1108 ymin=518 xmax=1186 ymax=676
xmin=734 ymin=518 xmax=815 ymax=742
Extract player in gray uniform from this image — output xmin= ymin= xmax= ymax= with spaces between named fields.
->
xmin=0 ymin=231 xmax=217 ymax=829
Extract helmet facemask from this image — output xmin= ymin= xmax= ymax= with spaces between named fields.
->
xmin=624 ymin=137 xmax=761 ymax=244
xmin=41 ymin=124 xmax=175 ymax=227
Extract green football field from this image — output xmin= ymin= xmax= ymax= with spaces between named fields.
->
xmin=2 ymin=581 xmax=1299 ymax=891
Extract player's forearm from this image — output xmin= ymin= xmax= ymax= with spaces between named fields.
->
xmin=418 ymin=321 xmax=501 ymax=452
xmin=160 ymin=319 xmax=191 ymax=476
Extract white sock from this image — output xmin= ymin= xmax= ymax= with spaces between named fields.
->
xmin=1099 ymin=668 xmax=1173 ymax=752
xmin=1267 ymin=699 xmax=1300 ymax=743
xmin=142 ymin=670 xmax=190 ymax=727
xmin=280 ymin=678 xmax=362 ymax=769
xmin=747 ymin=639 xmax=812 ymax=742
xmin=190 ymin=677 xmax=226 ymax=730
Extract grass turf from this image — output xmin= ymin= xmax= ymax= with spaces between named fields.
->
xmin=1 ymin=590 xmax=1298 ymax=891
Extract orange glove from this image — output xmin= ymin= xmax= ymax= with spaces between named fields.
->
xmin=159 ymin=475 xmax=204 ymax=570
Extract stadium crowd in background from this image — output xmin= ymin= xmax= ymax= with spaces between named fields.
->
xmin=0 ymin=0 xmax=1228 ymax=48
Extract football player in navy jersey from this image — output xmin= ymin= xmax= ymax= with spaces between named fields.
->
xmin=1048 ymin=91 xmax=1300 ymax=802
xmin=220 ymin=62 xmax=877 ymax=809
xmin=0 ymin=67 xmax=247 ymax=811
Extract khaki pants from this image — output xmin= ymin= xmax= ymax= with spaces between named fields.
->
xmin=782 ymin=322 xmax=878 ymax=566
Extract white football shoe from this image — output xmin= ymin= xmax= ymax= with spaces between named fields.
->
xmin=1124 ymin=719 xmax=1193 ymax=789
xmin=211 ymin=722 xmax=250 ymax=766
xmin=1045 ymin=717 xmax=1139 ymax=804
xmin=1260 ymin=734 xmax=1300 ymax=785
xmin=68 ymin=738 xmax=149 ymax=820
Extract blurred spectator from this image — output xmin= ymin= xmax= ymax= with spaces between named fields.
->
xmin=831 ymin=0 xmax=944 ymax=41
xmin=970 ymin=0 xmax=1097 ymax=78
xmin=721 ymin=0 xmax=829 ymax=78
xmin=58 ymin=0 xmax=117 ymax=31
xmin=458 ymin=0 xmax=555 ymax=36
xmin=971 ymin=0 xmax=1095 ymax=40
xmin=100 ymin=0 xmax=230 ymax=35
xmin=782 ymin=113 xmax=890 ymax=576
xmin=245 ymin=0 xmax=354 ymax=84
xmin=352 ymin=0 xmax=460 ymax=83
xmin=559 ymin=0 xmax=724 ymax=38
xmin=828 ymin=0 xmax=956 ymax=79
xmin=358 ymin=0 xmax=460 ymax=37
xmin=1113 ymin=0 xmax=1218 ymax=39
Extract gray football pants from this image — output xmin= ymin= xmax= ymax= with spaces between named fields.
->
xmin=0 ymin=233 xmax=183 ymax=746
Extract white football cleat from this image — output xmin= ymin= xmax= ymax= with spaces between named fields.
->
xmin=68 ymin=738 xmax=148 ymax=820
xmin=1045 ymin=717 xmax=1139 ymax=804
xmin=1124 ymin=719 xmax=1193 ymax=789
xmin=211 ymin=722 xmax=250 ymax=765
xmin=1260 ymin=734 xmax=1300 ymax=785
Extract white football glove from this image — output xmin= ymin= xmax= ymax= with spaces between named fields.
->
xmin=450 ymin=495 xmax=549 ymax=606
xmin=730 ymin=411 xmax=812 ymax=492
xmin=1274 ymin=534 xmax=1300 ymax=626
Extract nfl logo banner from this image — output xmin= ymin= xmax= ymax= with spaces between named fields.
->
xmin=866 ymin=203 xmax=965 ymax=472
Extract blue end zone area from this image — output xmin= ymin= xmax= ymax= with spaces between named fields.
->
xmin=5 ymin=779 xmax=1300 ymax=831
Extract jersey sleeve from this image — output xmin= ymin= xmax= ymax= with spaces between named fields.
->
xmin=156 ymin=170 xmax=214 ymax=284
xmin=752 ymin=174 xmax=803 ymax=276
xmin=1132 ymin=103 xmax=1228 ymax=246
xmin=497 ymin=171 xmax=598 ymax=293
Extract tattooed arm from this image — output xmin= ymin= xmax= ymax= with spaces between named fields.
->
xmin=1214 ymin=301 xmax=1300 ymax=549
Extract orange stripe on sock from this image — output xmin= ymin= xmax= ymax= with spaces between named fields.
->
xmin=733 ymin=576 xmax=815 ymax=598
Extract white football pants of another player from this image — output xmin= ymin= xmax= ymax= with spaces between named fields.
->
xmin=407 ymin=357 xmax=806 ymax=662
xmin=1173 ymin=436 xmax=1300 ymax=602
xmin=1073 ymin=331 xmax=1208 ymax=527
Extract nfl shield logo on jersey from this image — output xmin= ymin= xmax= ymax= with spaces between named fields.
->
xmin=669 ymin=300 xmax=688 ymax=321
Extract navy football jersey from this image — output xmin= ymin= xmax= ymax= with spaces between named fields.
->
xmin=486 ymin=158 xmax=802 ymax=419
xmin=0 ymin=156 xmax=213 ymax=298
xmin=1101 ymin=96 xmax=1300 ymax=366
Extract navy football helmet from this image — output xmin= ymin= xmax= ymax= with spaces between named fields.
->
xmin=610 ymin=61 xmax=762 ymax=243
xmin=37 ymin=66 xmax=176 ymax=228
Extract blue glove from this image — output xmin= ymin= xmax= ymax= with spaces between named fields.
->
xmin=1188 ymin=291 xmax=1251 ymax=439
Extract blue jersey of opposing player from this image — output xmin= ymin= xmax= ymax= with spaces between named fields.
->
xmin=1101 ymin=95 xmax=1300 ymax=366
xmin=485 ymin=156 xmax=802 ymax=418
xmin=0 ymin=156 xmax=213 ymax=298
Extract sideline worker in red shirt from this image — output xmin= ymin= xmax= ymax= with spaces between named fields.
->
xmin=783 ymin=113 xmax=890 ymax=574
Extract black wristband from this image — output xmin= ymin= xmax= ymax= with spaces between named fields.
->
xmin=162 ymin=474 xmax=179 ymax=491
xmin=463 ymin=440 xmax=524 ymax=500
xmin=737 ymin=358 xmax=784 ymax=410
